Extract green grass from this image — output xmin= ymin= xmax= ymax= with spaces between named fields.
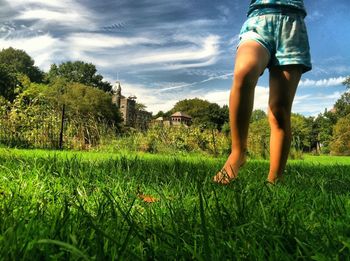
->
xmin=302 ymin=154 xmax=350 ymax=165
xmin=0 ymin=148 xmax=349 ymax=260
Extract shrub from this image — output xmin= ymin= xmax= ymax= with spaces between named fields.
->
xmin=330 ymin=114 xmax=350 ymax=155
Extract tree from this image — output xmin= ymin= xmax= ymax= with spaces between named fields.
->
xmin=343 ymin=77 xmax=350 ymax=89
xmin=0 ymin=64 xmax=17 ymax=101
xmin=330 ymin=114 xmax=350 ymax=155
xmin=0 ymin=47 xmax=43 ymax=83
xmin=0 ymin=95 xmax=10 ymax=117
xmin=154 ymin=110 xmax=170 ymax=119
xmin=135 ymin=102 xmax=147 ymax=111
xmin=310 ymin=90 xmax=350 ymax=153
xmin=46 ymin=61 xmax=112 ymax=92
xmin=250 ymin=109 xmax=266 ymax=123
xmin=248 ymin=117 xmax=270 ymax=159
xmin=291 ymin=113 xmax=312 ymax=151
xmin=8 ymin=82 xmax=55 ymax=147
xmin=170 ymin=98 xmax=228 ymax=129
xmin=333 ymin=91 xmax=350 ymax=119
xmin=313 ymin=109 xmax=337 ymax=154
xmin=7 ymin=79 xmax=122 ymax=148
xmin=46 ymin=80 xmax=121 ymax=124
xmin=304 ymin=116 xmax=319 ymax=152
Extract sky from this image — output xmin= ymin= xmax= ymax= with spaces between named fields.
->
xmin=0 ymin=0 xmax=349 ymax=115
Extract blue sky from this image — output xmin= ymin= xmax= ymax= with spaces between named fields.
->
xmin=0 ymin=0 xmax=349 ymax=115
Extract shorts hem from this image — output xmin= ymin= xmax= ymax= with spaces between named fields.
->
xmin=270 ymin=61 xmax=312 ymax=73
xmin=237 ymin=38 xmax=272 ymax=58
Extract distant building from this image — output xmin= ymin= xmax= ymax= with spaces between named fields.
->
xmin=153 ymin=116 xmax=171 ymax=127
xmin=136 ymin=109 xmax=152 ymax=130
xmin=170 ymin=111 xmax=192 ymax=126
xmin=153 ymin=112 xmax=192 ymax=127
xmin=112 ymin=81 xmax=152 ymax=129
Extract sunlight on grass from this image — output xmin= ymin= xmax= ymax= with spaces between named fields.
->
xmin=0 ymin=148 xmax=349 ymax=259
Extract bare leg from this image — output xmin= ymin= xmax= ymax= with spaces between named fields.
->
xmin=267 ymin=65 xmax=302 ymax=183
xmin=214 ymin=41 xmax=269 ymax=184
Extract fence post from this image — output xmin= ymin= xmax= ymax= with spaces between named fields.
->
xmin=59 ymin=104 xmax=65 ymax=150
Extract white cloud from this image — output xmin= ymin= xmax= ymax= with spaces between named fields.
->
xmin=115 ymin=81 xmax=186 ymax=113
xmin=306 ymin=10 xmax=324 ymax=22
xmin=203 ymin=90 xmax=229 ymax=106
xmin=228 ymin=34 xmax=240 ymax=49
xmin=253 ymin=86 xmax=270 ymax=111
xmin=201 ymin=87 xmax=344 ymax=116
xmin=17 ymin=9 xmax=89 ymax=26
xmin=299 ymin=77 xmax=346 ymax=87
xmin=0 ymin=34 xmax=60 ymax=70
xmin=66 ymin=33 xmax=158 ymax=50
xmin=128 ymin=35 xmax=220 ymax=65
xmin=0 ymin=30 xmax=221 ymax=72
xmin=164 ymin=57 xmax=219 ymax=71
xmin=43 ymin=33 xmax=222 ymax=71
xmin=7 ymin=0 xmax=95 ymax=29
xmin=116 ymin=80 xmax=270 ymax=114
xmin=8 ymin=0 xmax=69 ymax=8
xmin=113 ymin=80 xmax=226 ymax=114
xmin=200 ymin=85 xmax=269 ymax=110
xmin=65 ymin=34 xmax=222 ymax=71
xmin=157 ymin=72 xmax=232 ymax=93
xmin=330 ymin=66 xmax=350 ymax=75
xmin=217 ymin=5 xmax=230 ymax=17
xmin=293 ymin=92 xmax=343 ymax=116
xmin=106 ymin=78 xmax=345 ymax=117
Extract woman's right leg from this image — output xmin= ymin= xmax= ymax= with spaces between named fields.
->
xmin=214 ymin=40 xmax=269 ymax=184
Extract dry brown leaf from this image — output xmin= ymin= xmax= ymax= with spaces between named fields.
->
xmin=138 ymin=194 xmax=159 ymax=203
xmin=136 ymin=186 xmax=159 ymax=203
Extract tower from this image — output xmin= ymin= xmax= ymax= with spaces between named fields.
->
xmin=112 ymin=81 xmax=122 ymax=108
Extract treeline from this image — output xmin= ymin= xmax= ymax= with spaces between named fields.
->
xmin=152 ymin=85 xmax=350 ymax=156
xmin=247 ymin=103 xmax=350 ymax=157
xmin=0 ymin=47 xmax=349 ymax=156
xmin=154 ymin=98 xmax=229 ymax=129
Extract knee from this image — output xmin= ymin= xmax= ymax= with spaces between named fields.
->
xmin=268 ymin=105 xmax=291 ymax=130
xmin=233 ymin=63 xmax=262 ymax=89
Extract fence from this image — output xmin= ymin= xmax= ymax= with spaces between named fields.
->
xmin=0 ymin=114 xmax=115 ymax=150
xmin=0 ymin=115 xmax=61 ymax=149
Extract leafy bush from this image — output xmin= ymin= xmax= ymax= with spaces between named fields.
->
xmin=0 ymin=82 xmax=120 ymax=150
xmin=330 ymin=114 xmax=350 ymax=155
xmin=101 ymin=125 xmax=231 ymax=156
xmin=248 ymin=118 xmax=270 ymax=159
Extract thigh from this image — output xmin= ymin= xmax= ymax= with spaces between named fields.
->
xmin=269 ymin=65 xmax=302 ymax=112
xmin=234 ymin=40 xmax=270 ymax=79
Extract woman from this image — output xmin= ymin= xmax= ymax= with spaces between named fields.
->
xmin=214 ymin=0 xmax=311 ymax=184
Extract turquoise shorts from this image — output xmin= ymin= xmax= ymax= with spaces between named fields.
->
xmin=238 ymin=9 xmax=312 ymax=73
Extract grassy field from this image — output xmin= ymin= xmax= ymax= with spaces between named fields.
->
xmin=0 ymin=148 xmax=349 ymax=260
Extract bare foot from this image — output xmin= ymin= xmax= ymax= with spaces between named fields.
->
xmin=213 ymin=152 xmax=247 ymax=185
xmin=266 ymin=175 xmax=284 ymax=185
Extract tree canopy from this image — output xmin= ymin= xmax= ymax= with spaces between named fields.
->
xmin=46 ymin=61 xmax=112 ymax=92
xmin=333 ymin=91 xmax=350 ymax=118
xmin=250 ymin=109 xmax=266 ymax=123
xmin=343 ymin=77 xmax=350 ymax=89
xmin=170 ymin=98 xmax=228 ymax=128
xmin=0 ymin=64 xmax=17 ymax=101
xmin=330 ymin=113 xmax=350 ymax=155
xmin=0 ymin=47 xmax=43 ymax=83
xmin=46 ymin=79 xmax=121 ymax=124
xmin=291 ymin=113 xmax=312 ymax=151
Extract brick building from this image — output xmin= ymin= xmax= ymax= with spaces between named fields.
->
xmin=112 ymin=81 xmax=152 ymax=129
